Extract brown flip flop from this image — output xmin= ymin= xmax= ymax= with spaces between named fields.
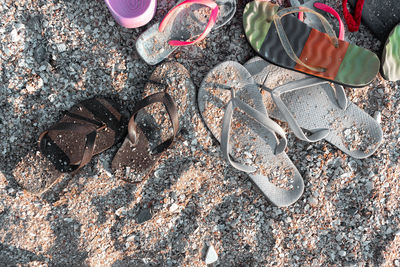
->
xmin=112 ymin=61 xmax=194 ymax=183
xmin=111 ymin=92 xmax=179 ymax=183
xmin=14 ymin=97 xmax=125 ymax=195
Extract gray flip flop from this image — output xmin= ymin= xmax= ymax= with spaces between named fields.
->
xmin=244 ymin=57 xmax=383 ymax=159
xmin=198 ymin=61 xmax=304 ymax=207
xmin=136 ymin=0 xmax=236 ymax=65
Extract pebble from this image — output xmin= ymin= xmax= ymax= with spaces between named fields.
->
xmin=373 ymin=111 xmax=382 ymax=123
xmin=308 ymin=197 xmax=318 ymax=206
xmin=10 ymin=28 xmax=21 ymax=42
xmin=338 ymin=250 xmax=346 ymax=257
xmin=336 ymin=233 xmax=343 ymax=242
xmin=126 ymin=234 xmax=136 ymax=242
xmin=57 ymin=43 xmax=66 ymax=53
xmin=26 ymin=83 xmax=36 ymax=93
xmin=136 ymin=208 xmax=152 ymax=224
xmin=115 ymin=207 xmax=128 ymax=217
xmin=169 ymin=203 xmax=179 ymax=213
xmin=205 ymin=245 xmax=218 ymax=264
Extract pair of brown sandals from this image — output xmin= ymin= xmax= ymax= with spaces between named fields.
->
xmin=16 ymin=62 xmax=193 ymax=195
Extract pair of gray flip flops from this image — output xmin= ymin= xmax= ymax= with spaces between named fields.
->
xmin=198 ymin=58 xmax=383 ymax=207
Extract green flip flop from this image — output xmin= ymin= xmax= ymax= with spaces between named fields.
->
xmin=382 ymin=23 xmax=400 ymax=81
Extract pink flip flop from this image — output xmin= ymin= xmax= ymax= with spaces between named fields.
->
xmin=136 ymin=0 xmax=236 ymax=65
xmin=105 ymin=0 xmax=157 ymax=28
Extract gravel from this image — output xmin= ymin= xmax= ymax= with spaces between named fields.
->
xmin=0 ymin=0 xmax=399 ymax=266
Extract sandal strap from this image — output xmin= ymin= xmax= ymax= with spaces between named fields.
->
xmin=273 ymin=6 xmax=339 ymax=72
xmin=159 ymin=0 xmax=219 ymax=46
xmin=64 ymin=111 xmax=105 ymax=128
xmin=260 ymin=77 xmax=347 ymax=142
xmin=220 ymin=84 xmax=287 ymax=174
xmin=297 ymin=2 xmax=345 ymax=41
xmin=342 ymin=0 xmax=364 ymax=32
xmin=38 ymin=122 xmax=100 ymax=173
xmin=128 ymin=92 xmax=179 ymax=154
xmin=79 ymin=98 xmax=120 ymax=132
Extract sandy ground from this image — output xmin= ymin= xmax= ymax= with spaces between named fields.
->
xmin=0 ymin=0 xmax=399 ymax=266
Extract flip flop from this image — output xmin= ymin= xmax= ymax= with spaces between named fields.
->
xmin=348 ymin=0 xmax=400 ymax=42
xmin=243 ymin=0 xmax=380 ymax=88
xmin=198 ymin=61 xmax=304 ymax=207
xmin=105 ymin=0 xmax=157 ymax=28
xmin=14 ymin=97 xmax=126 ymax=195
xmin=112 ymin=62 xmax=195 ymax=183
xmin=244 ymin=57 xmax=383 ymax=159
xmin=382 ymin=23 xmax=400 ymax=81
xmin=136 ymin=0 xmax=236 ymax=65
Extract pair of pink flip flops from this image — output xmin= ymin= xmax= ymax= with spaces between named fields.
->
xmin=105 ymin=0 xmax=157 ymax=28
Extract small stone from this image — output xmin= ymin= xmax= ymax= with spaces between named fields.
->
xmin=308 ymin=197 xmax=318 ymax=206
xmin=336 ymin=233 xmax=343 ymax=242
xmin=115 ymin=207 xmax=128 ymax=217
xmin=373 ymin=111 xmax=381 ymax=124
xmin=205 ymin=245 xmax=218 ymax=264
xmin=57 ymin=43 xmax=66 ymax=53
xmin=169 ymin=203 xmax=179 ymax=212
xmin=126 ymin=234 xmax=136 ymax=242
xmin=136 ymin=208 xmax=152 ymax=224
xmin=7 ymin=188 xmax=15 ymax=194
xmin=34 ymin=44 xmax=47 ymax=64
xmin=26 ymin=83 xmax=36 ymax=93
xmin=338 ymin=250 xmax=346 ymax=257
xmin=10 ymin=29 xmax=21 ymax=42
xmin=154 ymin=169 xmax=162 ymax=179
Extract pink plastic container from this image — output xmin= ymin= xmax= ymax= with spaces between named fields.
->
xmin=105 ymin=0 xmax=157 ymax=28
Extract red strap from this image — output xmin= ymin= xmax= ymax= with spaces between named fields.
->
xmin=297 ymin=3 xmax=345 ymax=41
xmin=342 ymin=0 xmax=364 ymax=32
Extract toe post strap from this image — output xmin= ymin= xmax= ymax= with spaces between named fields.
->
xmin=128 ymin=92 xmax=179 ymax=155
xmin=38 ymin=122 xmax=99 ymax=173
xmin=220 ymin=85 xmax=288 ymax=174
xmin=274 ymin=6 xmax=339 ymax=73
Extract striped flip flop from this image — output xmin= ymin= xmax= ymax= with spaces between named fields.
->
xmin=243 ymin=0 xmax=380 ymax=87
